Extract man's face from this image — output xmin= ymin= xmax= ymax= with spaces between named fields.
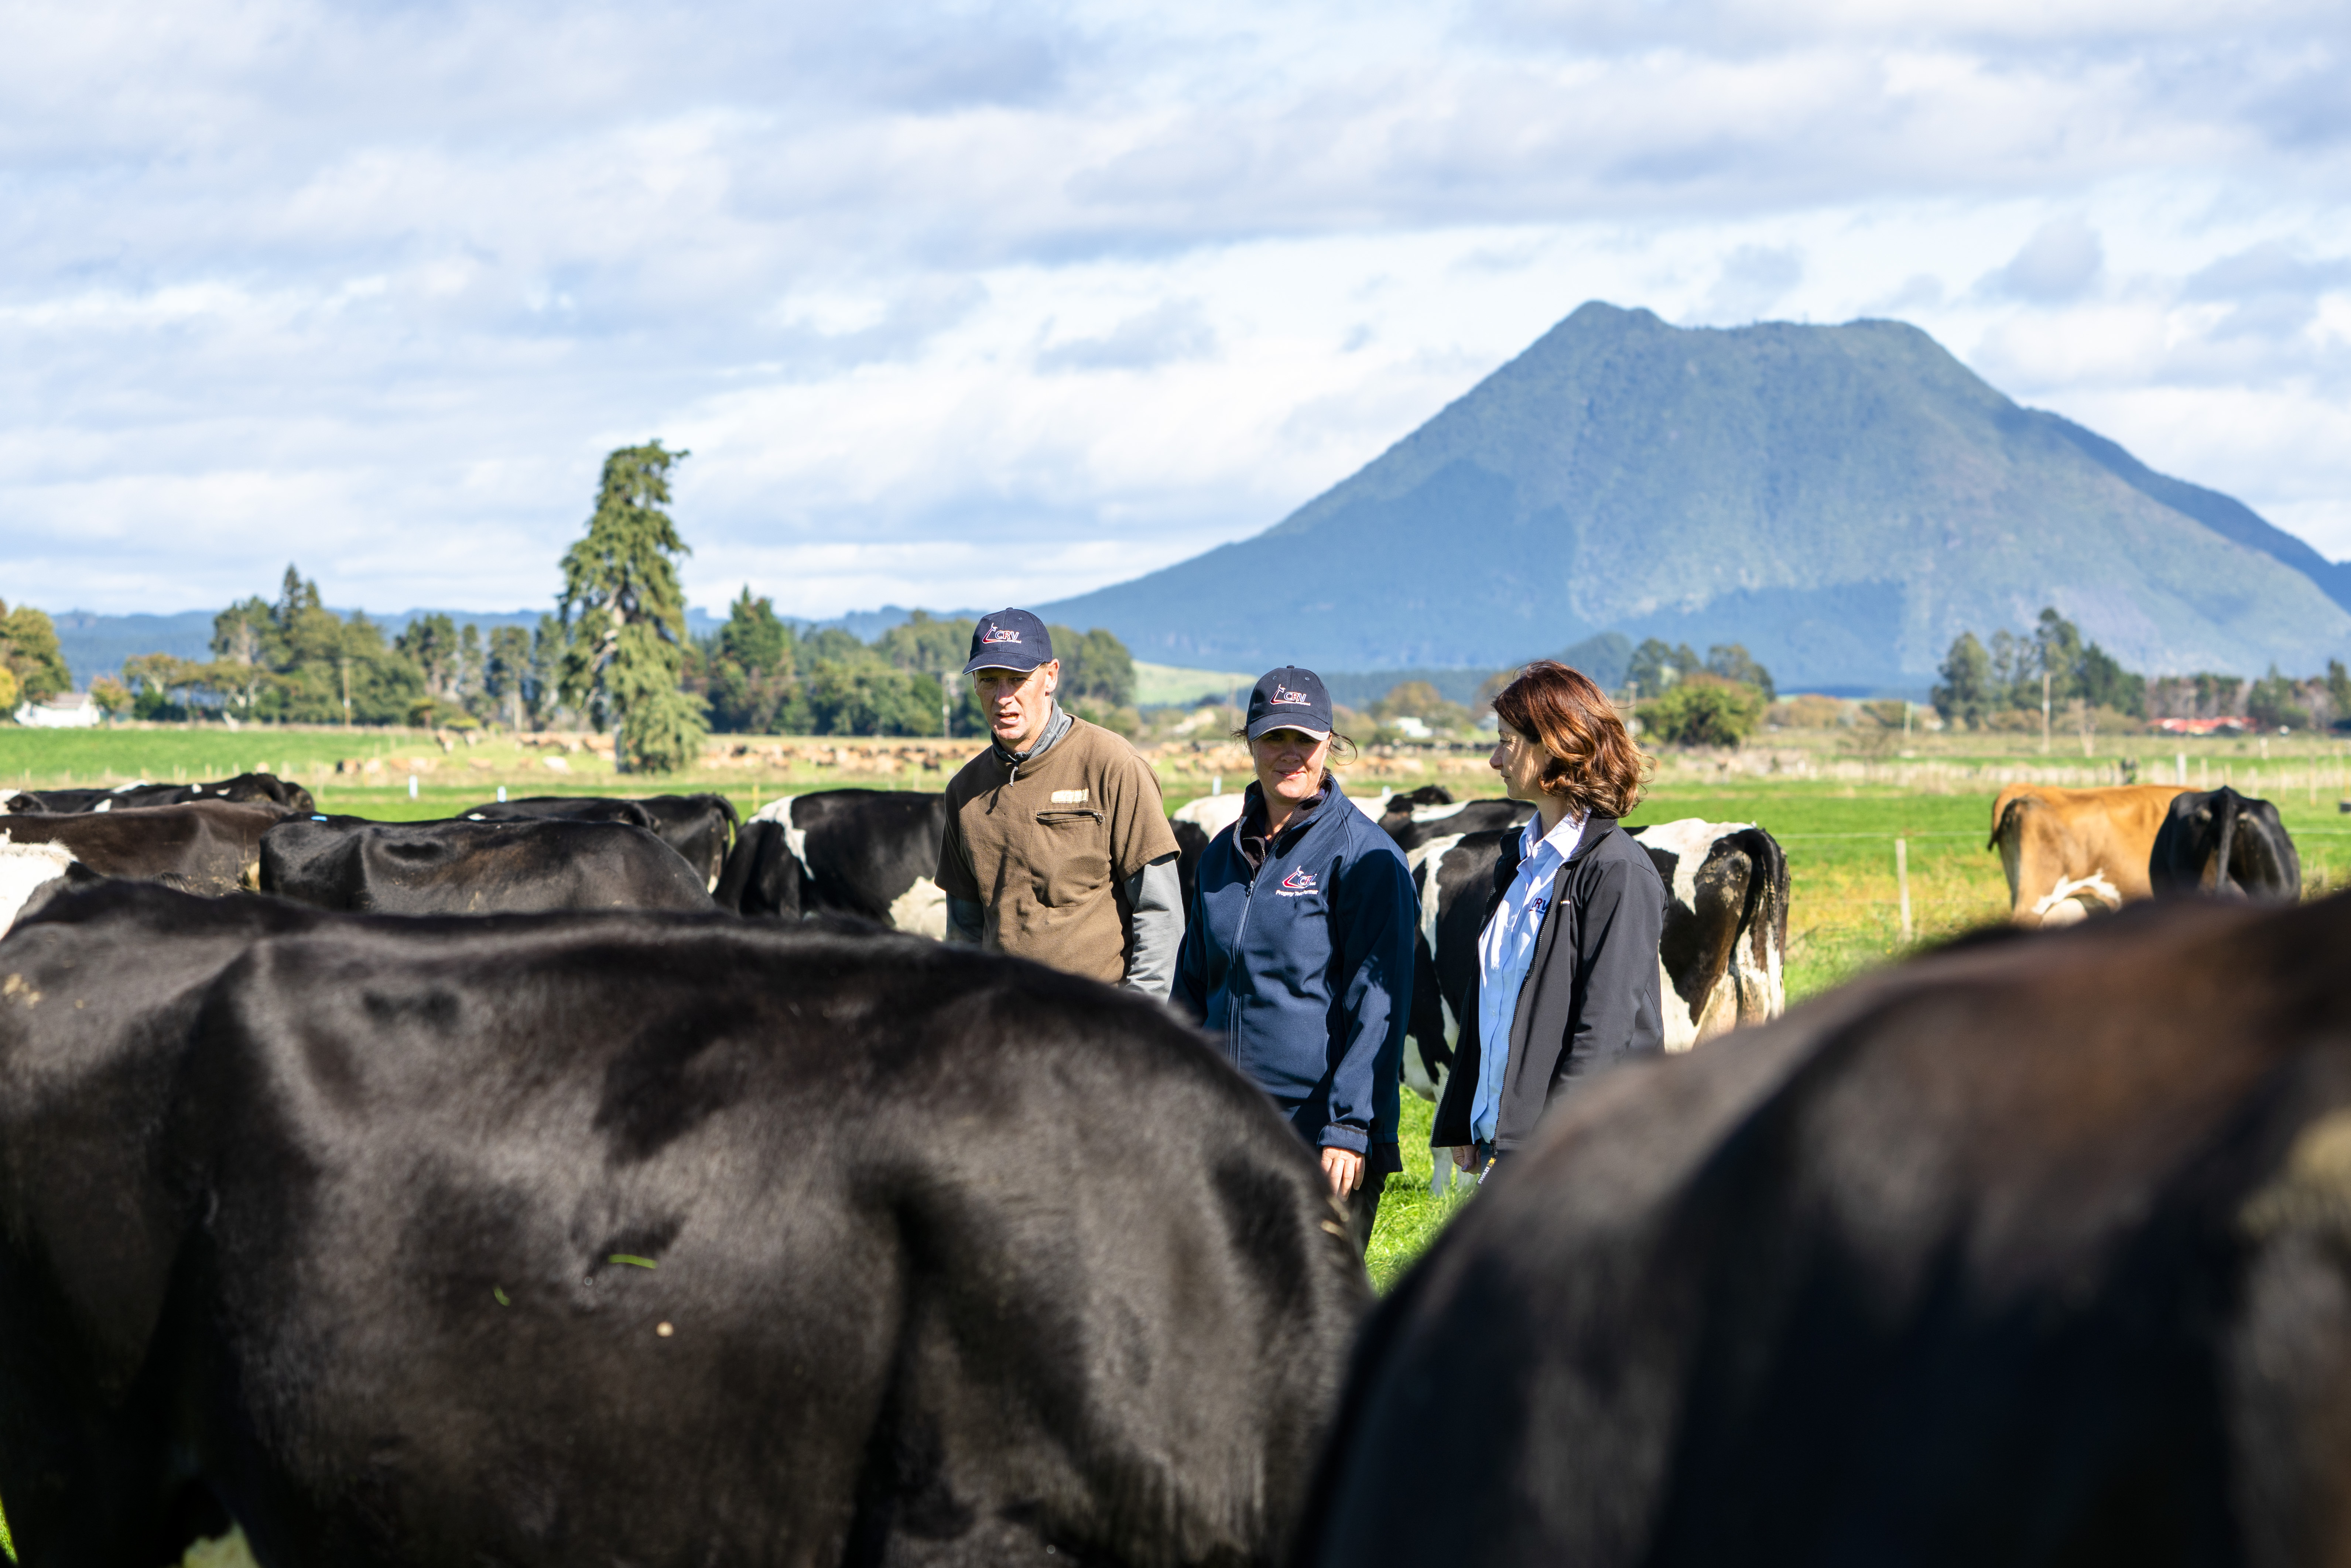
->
xmin=971 ymin=661 xmax=1060 ymax=747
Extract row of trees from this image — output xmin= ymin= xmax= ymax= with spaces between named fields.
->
xmin=694 ymin=595 xmax=1137 ymax=740
xmin=123 ymin=570 xmax=556 ymax=730
xmin=1930 ymin=609 xmax=2142 ymax=728
xmin=1932 ymin=606 xmax=2351 ymax=732
xmin=82 ymin=442 xmax=1143 ymax=771
xmin=1626 ymin=639 xmax=1777 ymax=703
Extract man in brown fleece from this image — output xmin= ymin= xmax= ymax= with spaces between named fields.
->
xmin=937 ymin=609 xmax=1183 ymax=995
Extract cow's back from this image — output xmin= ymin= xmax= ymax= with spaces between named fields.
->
xmin=1302 ymin=895 xmax=2351 ymax=1568
xmin=261 ymin=818 xmax=714 ymax=914
xmin=0 ymin=801 xmax=285 ymax=894
xmin=182 ymin=921 xmax=1366 ymax=1566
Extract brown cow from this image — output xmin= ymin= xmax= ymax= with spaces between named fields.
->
xmin=1987 ymin=782 xmax=2187 ymax=925
xmin=0 ymin=801 xmax=291 ymax=897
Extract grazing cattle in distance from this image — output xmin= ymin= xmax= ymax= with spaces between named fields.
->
xmin=1401 ymin=819 xmax=1789 ymax=1191
xmin=2149 ymin=785 xmax=2302 ymax=902
xmin=0 ymin=886 xmax=1368 ymax=1568
xmin=260 ymin=816 xmax=714 ymax=915
xmin=0 ymin=800 xmax=290 ymax=896
xmin=1989 ymin=781 xmax=2187 ymax=925
xmin=718 ymin=791 xmax=953 ymax=934
xmin=464 ymin=794 xmax=740 ymax=892
xmin=6 ymin=771 xmax=315 ymax=816
xmin=1300 ymin=894 xmax=2351 ymax=1568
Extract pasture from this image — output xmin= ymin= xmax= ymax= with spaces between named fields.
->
xmin=11 ymin=718 xmax=2351 ymax=1291
xmin=8 ymin=720 xmax=2351 ymax=1567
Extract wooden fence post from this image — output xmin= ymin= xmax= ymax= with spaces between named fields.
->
xmin=1896 ymin=837 xmax=1913 ymax=944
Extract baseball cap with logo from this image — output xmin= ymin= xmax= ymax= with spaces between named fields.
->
xmin=1246 ymin=665 xmax=1333 ymax=742
xmin=962 ymin=609 xmax=1055 ymax=675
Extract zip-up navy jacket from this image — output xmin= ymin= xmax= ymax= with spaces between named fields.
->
xmin=1173 ymin=774 xmax=1417 ymax=1157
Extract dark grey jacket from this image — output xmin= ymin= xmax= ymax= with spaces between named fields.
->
xmin=1431 ymin=816 xmax=1666 ymax=1154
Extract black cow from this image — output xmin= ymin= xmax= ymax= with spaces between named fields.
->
xmin=1396 ymin=818 xmax=1789 ymax=1164
xmin=1300 ymin=893 xmax=2351 ymax=1568
xmin=0 ymin=800 xmax=291 ymax=896
xmin=260 ymin=816 xmax=714 ymax=914
xmin=0 ymin=884 xmax=1368 ymax=1567
xmin=463 ymin=794 xmax=741 ymax=892
xmin=6 ymin=771 xmax=315 ymax=816
xmin=1379 ymin=794 xmax=1533 ymax=857
xmin=718 ymin=790 xmax=952 ymax=934
xmin=2149 ymin=785 xmax=2302 ymax=901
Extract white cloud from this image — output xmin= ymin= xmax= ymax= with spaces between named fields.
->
xmin=4 ymin=0 xmax=2351 ymax=620
xmin=1983 ymin=218 xmax=2105 ymax=304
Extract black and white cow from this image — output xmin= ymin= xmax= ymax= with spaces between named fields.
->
xmin=1378 ymin=791 xmax=1534 ymax=857
xmin=2148 ymin=785 xmax=2302 ymax=901
xmin=1400 ymin=818 xmax=1789 ymax=1191
xmin=463 ymin=794 xmax=741 ymax=892
xmin=0 ymin=883 xmax=1368 ymax=1567
xmin=716 ymin=790 xmax=954 ymax=934
xmin=1299 ymin=893 xmax=2351 ymax=1568
xmin=6 ymin=771 xmax=315 ymax=816
xmin=259 ymin=816 xmax=715 ymax=915
xmin=0 ymin=800 xmax=292 ymax=901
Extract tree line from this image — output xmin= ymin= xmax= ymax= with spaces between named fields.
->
xmin=36 ymin=442 xmax=1138 ymax=773
xmin=1933 ymin=607 xmax=2351 ymax=732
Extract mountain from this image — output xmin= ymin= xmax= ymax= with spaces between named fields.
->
xmin=1037 ymin=303 xmax=2351 ymax=688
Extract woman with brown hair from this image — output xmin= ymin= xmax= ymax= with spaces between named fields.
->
xmin=1432 ymin=660 xmax=1664 ymax=1178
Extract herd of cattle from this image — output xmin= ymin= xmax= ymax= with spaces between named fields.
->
xmin=0 ymin=768 xmax=2333 ymax=1566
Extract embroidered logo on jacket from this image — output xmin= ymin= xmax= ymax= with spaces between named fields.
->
xmin=1050 ymin=788 xmax=1089 ymax=804
xmin=1272 ymin=684 xmax=1313 ymax=705
xmin=981 ymin=626 xmax=1022 ymax=644
xmin=1277 ymin=866 xmax=1318 ymax=895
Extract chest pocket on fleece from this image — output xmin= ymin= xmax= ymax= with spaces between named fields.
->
xmin=1032 ymin=808 xmax=1108 ymax=905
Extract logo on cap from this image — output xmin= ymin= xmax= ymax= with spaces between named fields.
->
xmin=1272 ymin=684 xmax=1313 ymax=705
xmin=981 ymin=627 xmax=1022 ymax=644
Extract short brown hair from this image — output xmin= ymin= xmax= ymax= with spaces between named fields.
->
xmin=1490 ymin=660 xmax=1650 ymax=819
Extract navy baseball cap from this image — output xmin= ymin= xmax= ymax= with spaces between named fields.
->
xmin=962 ymin=609 xmax=1055 ymax=674
xmin=1246 ymin=666 xmax=1332 ymax=742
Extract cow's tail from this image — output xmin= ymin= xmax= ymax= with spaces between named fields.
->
xmin=1988 ymin=797 xmax=2028 ymax=853
xmin=1733 ymin=828 xmax=1791 ymax=1020
xmin=2213 ymin=788 xmax=2240 ymax=896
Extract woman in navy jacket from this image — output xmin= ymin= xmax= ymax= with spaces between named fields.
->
xmin=1433 ymin=660 xmax=1663 ymax=1178
xmin=1173 ymin=667 xmax=1418 ymax=1253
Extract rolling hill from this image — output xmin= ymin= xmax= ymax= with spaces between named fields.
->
xmin=1039 ymin=303 xmax=2351 ymax=690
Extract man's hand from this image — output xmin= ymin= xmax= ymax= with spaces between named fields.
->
xmin=1321 ymin=1146 xmax=1364 ymax=1199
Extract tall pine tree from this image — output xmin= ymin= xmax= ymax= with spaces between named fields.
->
xmin=557 ymin=442 xmax=708 ymax=772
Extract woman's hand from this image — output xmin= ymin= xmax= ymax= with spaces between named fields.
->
xmin=1445 ymin=1145 xmax=1474 ymax=1172
xmin=1321 ymin=1147 xmax=1364 ymax=1199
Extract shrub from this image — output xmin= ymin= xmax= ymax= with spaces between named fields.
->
xmin=1639 ymin=677 xmax=1763 ymax=747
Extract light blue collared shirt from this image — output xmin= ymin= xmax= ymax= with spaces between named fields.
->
xmin=1470 ymin=809 xmax=1585 ymax=1145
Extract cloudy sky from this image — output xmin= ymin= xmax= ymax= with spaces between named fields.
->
xmin=6 ymin=0 xmax=2348 ymax=620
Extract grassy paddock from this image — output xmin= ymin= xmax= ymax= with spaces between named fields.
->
xmin=12 ymin=722 xmax=2351 ymax=1295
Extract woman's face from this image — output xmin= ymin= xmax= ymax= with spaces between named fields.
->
xmin=1489 ymin=721 xmax=1553 ymax=804
xmin=1251 ymin=727 xmax=1332 ymax=807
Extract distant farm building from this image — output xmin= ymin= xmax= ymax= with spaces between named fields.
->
xmin=14 ymin=692 xmax=99 ymax=728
